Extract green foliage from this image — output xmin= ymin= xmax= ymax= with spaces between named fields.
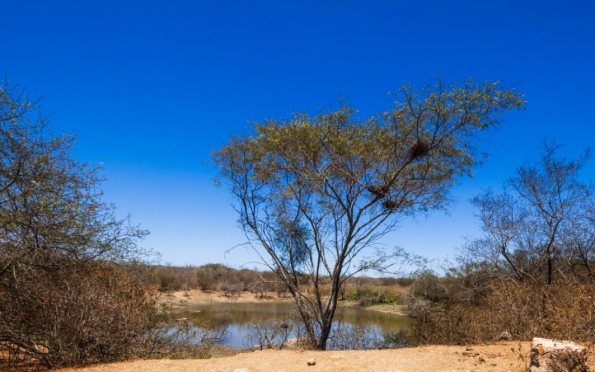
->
xmin=347 ymin=287 xmax=403 ymax=306
xmin=156 ymin=269 xmax=182 ymax=292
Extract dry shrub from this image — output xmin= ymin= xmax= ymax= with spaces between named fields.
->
xmin=407 ymin=277 xmax=595 ymax=345
xmin=339 ymin=276 xmax=409 ymax=306
xmin=244 ymin=319 xmax=293 ymax=350
xmin=150 ymin=265 xmax=199 ymax=291
xmin=0 ymin=261 xmax=159 ymax=369
xmin=143 ymin=307 xmax=230 ymax=360
xmin=195 ymin=264 xmax=246 ymax=292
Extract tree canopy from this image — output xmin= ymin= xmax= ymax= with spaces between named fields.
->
xmin=213 ymin=78 xmax=524 ymax=349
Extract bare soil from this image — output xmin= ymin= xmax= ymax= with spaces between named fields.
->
xmin=55 ymin=342 xmax=554 ymax=372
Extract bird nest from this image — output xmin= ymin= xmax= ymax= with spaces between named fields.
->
xmin=382 ymin=200 xmax=399 ymax=211
xmin=366 ymin=184 xmax=390 ymax=198
xmin=407 ymin=140 xmax=430 ymax=161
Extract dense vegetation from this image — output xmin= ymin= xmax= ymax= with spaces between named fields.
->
xmin=0 ymin=83 xmax=197 ymax=370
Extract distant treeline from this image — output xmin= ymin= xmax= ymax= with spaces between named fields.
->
xmin=149 ymin=263 xmax=414 ymax=304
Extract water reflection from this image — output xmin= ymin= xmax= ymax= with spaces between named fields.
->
xmin=180 ymin=302 xmax=409 ymax=349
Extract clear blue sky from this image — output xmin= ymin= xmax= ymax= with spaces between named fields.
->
xmin=2 ymin=1 xmax=594 ymax=271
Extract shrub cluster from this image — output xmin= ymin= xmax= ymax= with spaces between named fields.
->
xmin=339 ymin=276 xmax=408 ymax=307
xmin=0 ymin=82 xmax=180 ymax=370
xmin=150 ymin=264 xmax=411 ymax=308
xmin=151 ymin=264 xmax=295 ymax=297
xmin=0 ymin=262 xmax=159 ymax=369
xmin=406 ymin=273 xmax=595 ymax=345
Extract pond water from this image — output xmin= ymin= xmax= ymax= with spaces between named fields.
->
xmin=179 ymin=302 xmax=410 ymax=349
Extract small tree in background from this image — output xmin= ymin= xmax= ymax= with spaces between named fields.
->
xmin=463 ymin=141 xmax=594 ymax=284
xmin=213 ymin=78 xmax=524 ymax=350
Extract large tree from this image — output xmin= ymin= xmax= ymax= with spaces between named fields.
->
xmin=213 ymin=79 xmax=524 ymax=349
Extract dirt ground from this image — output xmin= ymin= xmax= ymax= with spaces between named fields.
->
xmin=57 ymin=342 xmax=545 ymax=372
xmin=165 ymin=289 xmax=294 ymax=307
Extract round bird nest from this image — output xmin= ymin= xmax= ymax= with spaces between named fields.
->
xmin=408 ymin=140 xmax=430 ymax=161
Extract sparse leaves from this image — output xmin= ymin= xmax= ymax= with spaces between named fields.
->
xmin=0 ymin=81 xmax=153 ymax=368
xmin=464 ymin=140 xmax=594 ymax=284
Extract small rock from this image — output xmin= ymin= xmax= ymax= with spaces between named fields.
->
xmin=234 ymin=369 xmax=250 ymax=372
xmin=499 ymin=331 xmax=513 ymax=341
xmin=307 ymin=358 xmax=316 ymax=366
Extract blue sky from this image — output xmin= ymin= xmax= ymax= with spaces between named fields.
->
xmin=2 ymin=1 xmax=594 ymax=271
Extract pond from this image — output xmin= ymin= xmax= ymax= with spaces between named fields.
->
xmin=178 ymin=302 xmax=410 ymax=349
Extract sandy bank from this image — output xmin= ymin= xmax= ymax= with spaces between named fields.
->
xmin=165 ymin=289 xmax=406 ymax=316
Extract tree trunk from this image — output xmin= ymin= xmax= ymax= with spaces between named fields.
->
xmin=316 ymin=320 xmax=332 ymax=350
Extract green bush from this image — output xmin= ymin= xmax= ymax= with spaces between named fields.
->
xmin=156 ymin=270 xmax=182 ymax=292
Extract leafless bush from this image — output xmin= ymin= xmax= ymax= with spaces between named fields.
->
xmin=247 ymin=281 xmax=266 ymax=299
xmin=142 ymin=302 xmax=229 ymax=360
xmin=244 ymin=319 xmax=293 ymax=350
xmin=219 ymin=282 xmax=243 ymax=298
xmin=0 ymin=261 xmax=159 ymax=369
xmin=0 ymin=82 xmax=160 ymax=370
xmin=407 ymin=276 xmax=595 ymax=345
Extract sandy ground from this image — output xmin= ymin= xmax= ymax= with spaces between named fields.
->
xmin=56 ymin=342 xmax=548 ymax=372
xmin=165 ymin=289 xmax=294 ymax=307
